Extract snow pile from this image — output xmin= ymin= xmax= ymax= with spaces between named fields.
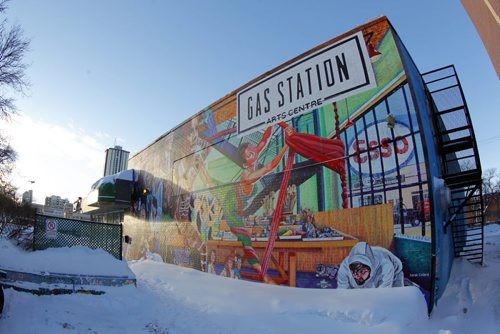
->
xmin=0 ymin=238 xmax=134 ymax=277
xmin=428 ymin=223 xmax=500 ymax=333
xmin=0 ymin=224 xmax=499 ymax=333
xmin=130 ymin=260 xmax=428 ymax=333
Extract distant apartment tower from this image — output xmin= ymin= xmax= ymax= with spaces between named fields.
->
xmin=44 ymin=195 xmax=72 ymax=217
xmin=45 ymin=195 xmax=70 ymax=210
xmin=22 ymin=190 xmax=33 ymax=204
xmin=103 ymin=145 xmax=129 ymax=176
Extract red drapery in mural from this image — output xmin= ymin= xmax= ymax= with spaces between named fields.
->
xmin=278 ymin=122 xmax=348 ymax=209
xmin=259 ymin=112 xmax=348 ymax=280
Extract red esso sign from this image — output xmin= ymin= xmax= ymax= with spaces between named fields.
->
xmin=348 ymin=121 xmax=414 ymax=176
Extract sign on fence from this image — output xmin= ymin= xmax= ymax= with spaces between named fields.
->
xmin=45 ymin=219 xmax=58 ymax=239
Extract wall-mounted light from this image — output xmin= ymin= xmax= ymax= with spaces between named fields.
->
xmin=386 ymin=113 xmax=396 ymax=129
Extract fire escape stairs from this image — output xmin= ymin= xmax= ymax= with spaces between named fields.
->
xmin=422 ymin=65 xmax=484 ymax=264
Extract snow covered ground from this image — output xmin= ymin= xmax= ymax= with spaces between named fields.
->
xmin=0 ymin=224 xmax=499 ymax=334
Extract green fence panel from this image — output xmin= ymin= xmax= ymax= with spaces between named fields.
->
xmin=33 ymin=214 xmax=122 ymax=260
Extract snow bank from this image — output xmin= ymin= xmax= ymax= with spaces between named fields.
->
xmin=427 ymin=225 xmax=500 ymax=333
xmin=130 ymin=260 xmax=428 ymax=333
xmin=0 ymin=238 xmax=134 ymax=277
xmin=2 ymin=225 xmax=500 ymax=333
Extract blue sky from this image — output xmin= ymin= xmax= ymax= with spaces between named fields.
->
xmin=2 ymin=0 xmax=498 ymax=203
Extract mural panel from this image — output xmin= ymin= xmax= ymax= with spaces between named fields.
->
xmin=125 ymin=17 xmax=432 ymax=308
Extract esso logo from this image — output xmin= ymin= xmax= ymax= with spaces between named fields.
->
xmin=348 ymin=120 xmax=414 ymax=177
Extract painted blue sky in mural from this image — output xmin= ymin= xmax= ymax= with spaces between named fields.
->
xmin=1 ymin=0 xmax=498 ymax=202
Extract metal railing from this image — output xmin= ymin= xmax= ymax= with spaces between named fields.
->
xmin=422 ymin=65 xmax=484 ymax=264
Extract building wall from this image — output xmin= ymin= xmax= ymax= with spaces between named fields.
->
xmin=124 ymin=17 xmax=435 ymax=310
xmin=461 ymin=0 xmax=500 ymax=77
xmin=391 ymin=23 xmax=454 ymax=309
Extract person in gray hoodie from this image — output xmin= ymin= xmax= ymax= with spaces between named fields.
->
xmin=337 ymin=241 xmax=404 ymax=289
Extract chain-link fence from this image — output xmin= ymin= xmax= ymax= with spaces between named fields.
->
xmin=33 ymin=214 xmax=122 ymax=260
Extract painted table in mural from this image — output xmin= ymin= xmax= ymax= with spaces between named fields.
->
xmin=207 ymin=238 xmax=358 ymax=287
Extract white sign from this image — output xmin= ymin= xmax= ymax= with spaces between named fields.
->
xmin=348 ymin=121 xmax=415 ymax=177
xmin=237 ymin=31 xmax=376 ymax=136
xmin=45 ymin=219 xmax=58 ymax=239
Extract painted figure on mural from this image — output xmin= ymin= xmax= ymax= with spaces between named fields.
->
xmin=299 ymin=208 xmax=337 ymax=239
xmin=233 ymin=253 xmax=243 ymax=280
xmin=174 ymin=116 xmax=218 ymax=239
xmin=200 ymin=244 xmax=207 ymax=272
xmin=237 ymin=126 xmax=287 ymax=198
xmin=207 ymin=249 xmax=217 ymax=275
xmin=336 ymin=242 xmax=404 ymax=289
xmin=177 ymin=117 xmax=214 ymax=193
xmin=188 ymin=240 xmax=202 ymax=271
xmin=227 ymin=125 xmax=290 ymax=283
xmin=229 ymin=122 xmax=344 ymax=282
xmin=191 ymin=194 xmax=214 ymax=239
xmin=283 ymin=184 xmax=297 ymax=213
xmin=300 ymin=208 xmax=317 ymax=238
xmin=220 ymin=254 xmax=236 ymax=279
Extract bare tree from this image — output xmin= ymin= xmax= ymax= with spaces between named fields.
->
xmin=481 ymin=168 xmax=500 ymax=222
xmin=0 ymin=0 xmax=29 ymax=190
xmin=0 ymin=0 xmax=30 ymax=120
xmin=0 ymin=0 xmax=30 ymax=237
xmin=0 ymin=133 xmax=16 ymax=187
xmin=482 ymin=168 xmax=500 ymax=195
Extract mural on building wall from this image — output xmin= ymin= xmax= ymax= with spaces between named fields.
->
xmin=124 ymin=17 xmax=432 ymax=306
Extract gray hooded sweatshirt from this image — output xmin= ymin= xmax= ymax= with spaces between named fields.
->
xmin=337 ymin=242 xmax=404 ymax=289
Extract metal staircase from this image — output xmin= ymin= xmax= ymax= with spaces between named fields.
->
xmin=422 ymin=65 xmax=484 ymax=264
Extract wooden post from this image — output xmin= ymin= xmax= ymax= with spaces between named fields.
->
xmin=288 ymin=252 xmax=297 ymax=287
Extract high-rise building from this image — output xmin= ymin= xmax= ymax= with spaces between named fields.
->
xmin=103 ymin=145 xmax=129 ymax=176
xmin=22 ymin=190 xmax=33 ymax=204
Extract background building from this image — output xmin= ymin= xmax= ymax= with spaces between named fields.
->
xmin=103 ymin=145 xmax=129 ymax=177
xmin=22 ymin=190 xmax=33 ymax=204
xmin=87 ymin=16 xmax=484 ymax=314
xmin=43 ymin=195 xmax=71 ymax=217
